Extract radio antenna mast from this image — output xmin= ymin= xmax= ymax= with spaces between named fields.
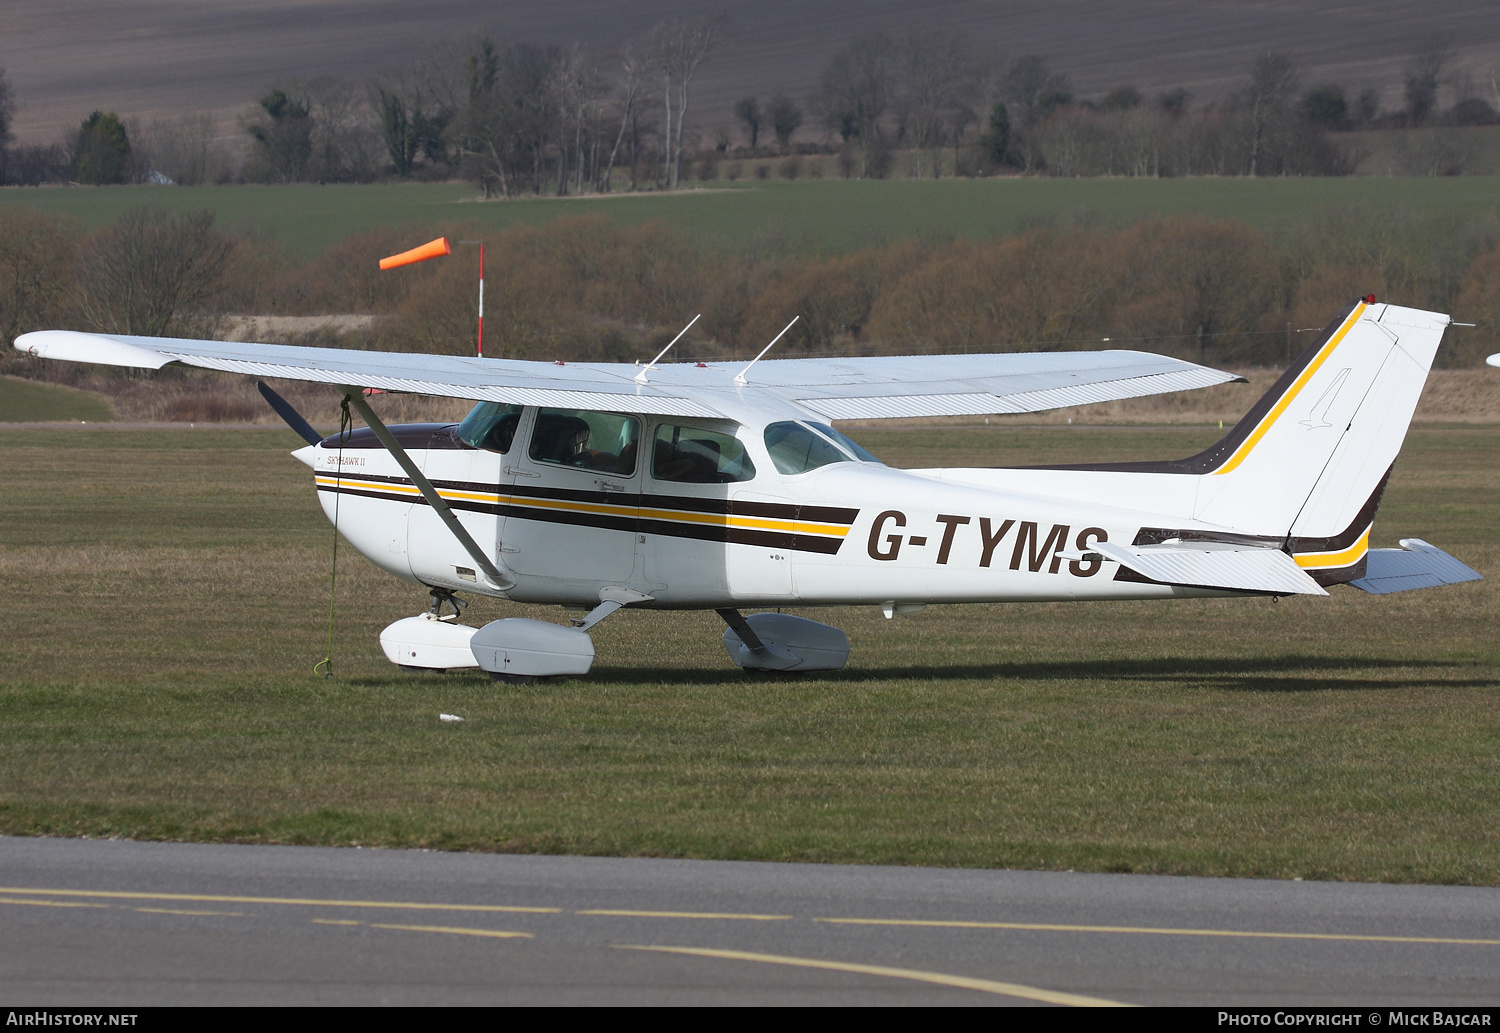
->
xmin=634 ymin=314 xmax=701 ymax=384
xmin=734 ymin=316 xmax=799 ymax=385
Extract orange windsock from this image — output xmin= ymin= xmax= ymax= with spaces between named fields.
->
xmin=379 ymin=237 xmax=452 ymax=270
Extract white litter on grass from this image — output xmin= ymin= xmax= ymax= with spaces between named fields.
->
xmin=439 ymin=713 xmax=464 ymax=723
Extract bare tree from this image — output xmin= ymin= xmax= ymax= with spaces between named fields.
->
xmin=817 ymin=33 xmax=897 ymax=176
xmin=135 ymin=113 xmax=219 ymax=185
xmin=899 ymin=31 xmax=976 ymax=177
xmin=447 ymin=36 xmax=508 ymax=197
xmin=1245 ymin=51 xmax=1299 ymax=176
xmin=768 ymin=94 xmax=803 ymax=149
xmin=75 ymin=209 xmax=236 ymax=338
xmin=0 ymin=68 xmax=14 ymax=150
xmin=1000 ymin=55 xmax=1070 ymax=171
xmin=0 ymin=210 xmax=78 ymax=353
xmin=601 ymin=44 xmax=645 ymax=192
xmin=552 ymin=46 xmax=599 ymax=196
xmin=447 ymin=37 xmax=575 ymax=197
xmin=734 ymin=96 xmax=761 ymax=148
xmin=304 ymin=77 xmax=382 ymax=182
xmin=373 ymin=60 xmax=456 ymax=177
xmin=1405 ymin=35 xmax=1453 ymax=125
xmin=245 ymin=84 xmax=312 ymax=182
xmin=651 ymin=16 xmax=722 ymax=189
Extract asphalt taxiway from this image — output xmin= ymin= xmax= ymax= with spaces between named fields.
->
xmin=2 ymin=836 xmax=1497 ymax=1005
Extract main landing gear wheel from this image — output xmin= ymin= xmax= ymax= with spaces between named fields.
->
xmin=717 ymin=609 xmax=850 ymax=672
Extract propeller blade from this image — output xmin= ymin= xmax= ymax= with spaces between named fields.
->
xmin=256 ymin=381 xmax=322 ymax=445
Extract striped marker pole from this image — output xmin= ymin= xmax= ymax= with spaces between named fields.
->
xmin=379 ymin=236 xmax=485 ymax=358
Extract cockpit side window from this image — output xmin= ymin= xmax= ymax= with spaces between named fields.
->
xmin=807 ymin=423 xmax=883 ymax=465
xmin=762 ymin=421 xmax=884 ymax=475
xmin=652 ymin=424 xmax=756 ymax=483
xmin=763 ymin=421 xmax=853 ymax=475
xmin=529 ymin=408 xmax=640 ymax=475
xmin=457 ymin=402 xmax=523 ymax=453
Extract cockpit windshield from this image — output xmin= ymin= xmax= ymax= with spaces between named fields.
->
xmin=763 ymin=421 xmax=883 ymax=475
xmin=457 ymin=402 xmax=523 ymax=453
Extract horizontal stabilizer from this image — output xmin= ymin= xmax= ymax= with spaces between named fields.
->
xmin=1347 ymin=539 xmax=1482 ymax=595
xmin=1091 ymin=541 xmax=1329 ymax=596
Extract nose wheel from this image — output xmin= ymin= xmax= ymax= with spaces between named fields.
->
xmin=427 ymin=587 xmax=467 ymax=621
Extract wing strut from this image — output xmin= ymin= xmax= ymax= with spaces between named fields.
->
xmin=716 ymin=608 xmax=768 ymax=655
xmin=339 ymin=387 xmax=514 ymax=591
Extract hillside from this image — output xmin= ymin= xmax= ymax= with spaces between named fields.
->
xmin=9 ymin=0 xmax=1500 ymax=147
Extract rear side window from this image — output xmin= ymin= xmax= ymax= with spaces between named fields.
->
xmin=652 ymin=425 xmax=756 ymax=483
xmin=530 ymin=409 xmax=640 ymax=475
xmin=457 ymin=402 xmax=523 ymax=453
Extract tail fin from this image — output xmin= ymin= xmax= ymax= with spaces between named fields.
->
xmin=1192 ymin=299 xmax=1448 ymax=544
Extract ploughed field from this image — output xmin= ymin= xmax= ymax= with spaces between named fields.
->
xmin=0 ymin=424 xmax=1496 ymax=882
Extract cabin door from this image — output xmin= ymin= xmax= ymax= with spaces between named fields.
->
xmin=500 ymin=408 xmax=641 ymax=584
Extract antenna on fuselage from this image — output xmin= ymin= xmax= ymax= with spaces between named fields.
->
xmin=734 ymin=316 xmax=799 ymax=386
xmin=634 ymin=314 xmax=701 ymax=384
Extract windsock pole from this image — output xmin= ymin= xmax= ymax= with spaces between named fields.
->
xmin=458 ymin=239 xmax=485 ymax=358
xmin=379 ymin=235 xmax=487 ymax=358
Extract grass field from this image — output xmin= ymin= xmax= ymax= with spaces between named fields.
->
xmin=0 ymin=376 xmax=115 ymax=423
xmin=2 ymin=423 xmax=1497 ymax=882
xmin=5 ymin=177 xmax=1500 ymax=256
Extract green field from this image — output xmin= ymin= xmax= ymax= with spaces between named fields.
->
xmin=4 ymin=177 xmax=1500 ymax=256
xmin=1 ymin=424 xmax=1497 ymax=882
xmin=0 ymin=376 xmax=115 ymax=423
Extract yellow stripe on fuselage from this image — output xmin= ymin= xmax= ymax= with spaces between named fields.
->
xmin=313 ymin=476 xmax=850 ymax=538
xmin=1294 ymin=528 xmax=1369 ymax=569
xmin=1214 ymin=303 xmax=1366 ymax=476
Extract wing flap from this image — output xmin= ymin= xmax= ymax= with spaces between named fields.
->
xmin=1347 ymin=538 xmax=1482 ymax=595
xmin=797 ymin=366 xmax=1236 ymax=421
xmin=1092 ymin=541 xmax=1328 ymax=596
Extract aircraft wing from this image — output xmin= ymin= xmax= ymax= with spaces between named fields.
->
xmin=15 ymin=330 xmax=1241 ymax=421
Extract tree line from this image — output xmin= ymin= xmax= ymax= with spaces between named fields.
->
xmin=0 ymin=31 xmax=1496 ymax=188
xmin=5 ymin=205 xmax=1500 ymax=386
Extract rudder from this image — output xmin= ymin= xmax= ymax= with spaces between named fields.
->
xmin=1191 ymin=300 xmax=1448 ymax=547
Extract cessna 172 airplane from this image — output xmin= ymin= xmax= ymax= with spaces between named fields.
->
xmin=16 ymin=297 xmax=1480 ymax=680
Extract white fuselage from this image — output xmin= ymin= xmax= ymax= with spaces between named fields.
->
xmin=306 ymin=409 xmax=1239 ymax=610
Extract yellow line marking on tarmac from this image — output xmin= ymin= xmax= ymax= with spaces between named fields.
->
xmin=135 ymin=908 xmax=243 ymax=917
xmin=313 ymin=919 xmax=362 ymax=926
xmin=371 ymin=923 xmax=533 ymax=940
xmin=613 ymin=944 xmax=1129 ymax=1006
xmin=0 ymin=887 xmax=560 ymax=915
xmin=578 ymin=909 xmax=792 ymax=921
xmin=815 ymin=917 xmax=1500 ymax=947
xmin=0 ymin=897 xmax=110 ymax=909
